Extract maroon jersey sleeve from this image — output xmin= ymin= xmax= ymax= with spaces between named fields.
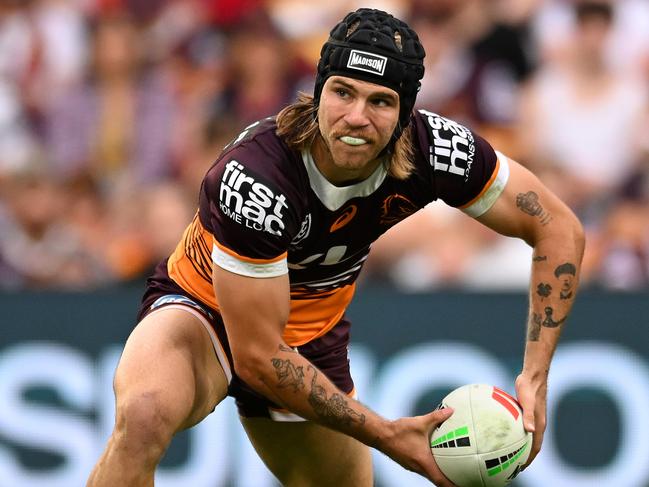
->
xmin=413 ymin=109 xmax=499 ymax=208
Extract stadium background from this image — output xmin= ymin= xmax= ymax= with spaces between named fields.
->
xmin=1 ymin=0 xmax=648 ymax=486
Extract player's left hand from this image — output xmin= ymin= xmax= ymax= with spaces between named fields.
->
xmin=514 ymin=373 xmax=547 ymax=470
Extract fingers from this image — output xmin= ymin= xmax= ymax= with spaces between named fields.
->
xmin=515 ymin=375 xmax=548 ymax=471
xmin=524 ymin=428 xmax=545 ymax=468
xmin=424 ymin=454 xmax=458 ymax=487
xmin=429 ymin=463 xmax=459 ymax=487
xmin=431 ymin=475 xmax=458 ymax=487
xmin=424 ymin=408 xmax=458 ymax=487
xmin=391 ymin=409 xmax=457 ymax=486
xmin=516 ymin=386 xmax=536 ymax=433
xmin=425 ymin=407 xmax=454 ymax=425
xmin=522 ymin=401 xmax=536 ymax=433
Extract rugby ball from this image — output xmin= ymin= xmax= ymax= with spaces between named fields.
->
xmin=430 ymin=384 xmax=532 ymax=487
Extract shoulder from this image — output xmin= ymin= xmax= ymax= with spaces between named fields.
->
xmin=221 ymin=117 xmax=291 ymax=162
xmin=411 ymin=109 xmax=476 ymax=153
xmin=409 ymin=109 xmax=502 ymax=209
xmin=204 ymin=117 xmax=307 ymax=197
xmin=199 ymin=117 xmax=308 ymax=245
xmin=411 ymin=109 xmax=489 ymax=179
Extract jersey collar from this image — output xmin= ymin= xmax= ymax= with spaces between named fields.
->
xmin=301 ymin=148 xmax=387 ymax=211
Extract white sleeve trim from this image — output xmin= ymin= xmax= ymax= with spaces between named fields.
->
xmin=462 ymin=151 xmax=510 ymax=218
xmin=212 ymin=244 xmax=288 ymax=278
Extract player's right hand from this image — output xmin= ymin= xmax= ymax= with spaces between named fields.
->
xmin=377 ymin=407 xmax=459 ymax=486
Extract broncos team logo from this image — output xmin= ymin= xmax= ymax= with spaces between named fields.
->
xmin=380 ymin=194 xmax=418 ymax=226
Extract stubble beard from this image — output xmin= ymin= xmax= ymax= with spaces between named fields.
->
xmin=324 ymin=131 xmax=384 ymax=171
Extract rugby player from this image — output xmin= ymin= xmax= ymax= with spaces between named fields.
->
xmin=88 ymin=8 xmax=585 ymax=486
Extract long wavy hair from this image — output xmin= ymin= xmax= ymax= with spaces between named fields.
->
xmin=275 ymin=92 xmax=415 ymax=180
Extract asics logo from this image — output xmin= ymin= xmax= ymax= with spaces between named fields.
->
xmin=330 ymin=205 xmax=357 ymax=232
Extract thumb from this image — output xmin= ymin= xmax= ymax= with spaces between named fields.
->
xmin=426 ymin=407 xmax=454 ymax=425
xmin=523 ymin=412 xmax=536 ymax=433
xmin=520 ymin=399 xmax=536 ymax=433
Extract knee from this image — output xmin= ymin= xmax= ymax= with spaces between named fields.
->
xmin=112 ymin=391 xmax=177 ymax=462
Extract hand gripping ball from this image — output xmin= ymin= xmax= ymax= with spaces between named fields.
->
xmin=430 ymin=384 xmax=532 ymax=487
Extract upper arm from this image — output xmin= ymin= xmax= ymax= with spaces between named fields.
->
xmin=475 ymin=155 xmax=581 ymax=245
xmin=212 ymin=265 xmax=290 ymax=362
xmin=201 ymin=132 xmax=299 ymax=355
xmin=414 ymin=109 xmax=581 ymax=250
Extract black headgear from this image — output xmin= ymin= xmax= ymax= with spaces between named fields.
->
xmin=313 ymin=8 xmax=425 ymax=140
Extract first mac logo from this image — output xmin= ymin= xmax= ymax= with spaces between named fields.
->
xmin=219 ymin=160 xmax=288 ymax=236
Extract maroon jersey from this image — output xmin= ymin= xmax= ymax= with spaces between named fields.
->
xmin=167 ymin=110 xmax=510 ymax=345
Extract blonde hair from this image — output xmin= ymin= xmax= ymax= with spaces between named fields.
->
xmin=275 ymin=92 xmax=415 ymax=180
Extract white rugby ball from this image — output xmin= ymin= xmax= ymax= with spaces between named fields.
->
xmin=430 ymin=384 xmax=532 ymax=487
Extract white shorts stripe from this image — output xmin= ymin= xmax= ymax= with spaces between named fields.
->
xmin=268 ymin=409 xmax=307 ymax=422
xmin=147 ymin=304 xmax=233 ymax=383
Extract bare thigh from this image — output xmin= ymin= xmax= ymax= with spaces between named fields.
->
xmin=114 ymin=307 xmax=228 ymax=436
xmin=241 ymin=417 xmax=373 ymax=487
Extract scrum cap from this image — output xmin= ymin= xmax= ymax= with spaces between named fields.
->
xmin=314 ymin=8 xmax=425 ymax=139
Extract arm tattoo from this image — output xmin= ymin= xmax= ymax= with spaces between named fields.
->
xmin=542 ymin=306 xmax=567 ymax=328
xmin=271 ymin=358 xmax=305 ymax=392
xmin=278 ymin=344 xmax=298 ymax=354
xmin=516 ymin=191 xmax=552 ymax=225
xmin=527 ymin=312 xmax=542 ymax=341
xmin=307 ymin=365 xmax=366 ymax=427
xmin=536 ymin=282 xmax=552 ymax=298
xmin=554 ymin=262 xmax=577 ymax=300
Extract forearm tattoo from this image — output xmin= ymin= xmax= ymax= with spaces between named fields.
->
xmin=278 ymin=344 xmax=298 ymax=353
xmin=542 ymin=306 xmax=566 ymax=328
xmin=528 ymin=261 xmax=577 ymax=340
xmin=307 ymin=365 xmax=366 ymax=427
xmin=271 ymin=358 xmax=305 ymax=392
xmin=536 ymin=283 xmax=552 ymax=298
xmin=270 ymin=350 xmax=366 ymax=427
xmin=527 ymin=312 xmax=542 ymax=341
xmin=516 ymin=191 xmax=552 ymax=225
xmin=554 ymin=262 xmax=577 ymax=300
xmin=527 ymin=306 xmax=568 ymax=341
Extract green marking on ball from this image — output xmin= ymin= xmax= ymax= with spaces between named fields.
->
xmin=485 ymin=442 xmax=529 ymax=476
xmin=430 ymin=426 xmax=471 ymax=448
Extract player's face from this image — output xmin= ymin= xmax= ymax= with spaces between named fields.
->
xmin=314 ymin=76 xmax=400 ymax=184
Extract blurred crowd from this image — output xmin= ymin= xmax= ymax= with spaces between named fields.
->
xmin=0 ymin=0 xmax=648 ymax=291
